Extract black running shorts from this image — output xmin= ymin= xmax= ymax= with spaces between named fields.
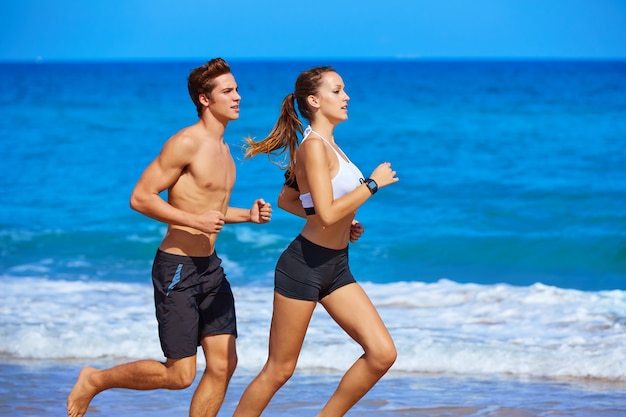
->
xmin=275 ymin=234 xmax=356 ymax=301
xmin=152 ymin=249 xmax=237 ymax=359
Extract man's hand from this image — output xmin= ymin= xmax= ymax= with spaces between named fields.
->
xmin=197 ymin=209 xmax=226 ymax=233
xmin=349 ymin=220 xmax=364 ymax=243
xmin=250 ymin=199 xmax=272 ymax=224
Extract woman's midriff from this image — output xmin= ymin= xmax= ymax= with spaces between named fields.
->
xmin=300 ymin=216 xmax=353 ymax=250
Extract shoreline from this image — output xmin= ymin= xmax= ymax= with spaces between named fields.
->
xmin=3 ymin=356 xmax=626 ymax=389
xmin=2 ymin=361 xmax=626 ymax=417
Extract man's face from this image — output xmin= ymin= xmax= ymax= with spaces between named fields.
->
xmin=205 ymin=73 xmax=241 ymax=122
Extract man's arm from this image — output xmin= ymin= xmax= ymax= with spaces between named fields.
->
xmin=130 ymin=135 xmax=225 ymax=233
xmin=224 ymin=199 xmax=272 ymax=224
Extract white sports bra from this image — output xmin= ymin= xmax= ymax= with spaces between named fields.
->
xmin=299 ymin=126 xmax=364 ymax=214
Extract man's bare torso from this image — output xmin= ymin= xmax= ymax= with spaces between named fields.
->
xmin=160 ymin=125 xmax=235 ymax=257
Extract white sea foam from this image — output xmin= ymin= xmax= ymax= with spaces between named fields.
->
xmin=1 ymin=275 xmax=624 ymax=382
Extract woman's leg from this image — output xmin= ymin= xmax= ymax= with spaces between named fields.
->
xmin=317 ymin=283 xmax=397 ymax=417
xmin=232 ymin=292 xmax=317 ymax=417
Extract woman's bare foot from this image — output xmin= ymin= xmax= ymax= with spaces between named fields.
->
xmin=67 ymin=366 xmax=99 ymax=417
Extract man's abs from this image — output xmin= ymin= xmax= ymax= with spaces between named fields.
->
xmin=159 ymin=226 xmax=218 ymax=257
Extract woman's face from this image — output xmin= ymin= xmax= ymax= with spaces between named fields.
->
xmin=313 ymin=71 xmax=350 ymax=123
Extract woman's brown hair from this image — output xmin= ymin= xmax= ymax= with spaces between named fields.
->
xmin=244 ymin=66 xmax=335 ymax=182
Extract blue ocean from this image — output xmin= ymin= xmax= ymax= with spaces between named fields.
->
xmin=1 ymin=60 xmax=625 ymax=416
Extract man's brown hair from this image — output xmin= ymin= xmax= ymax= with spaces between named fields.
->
xmin=187 ymin=58 xmax=232 ymax=117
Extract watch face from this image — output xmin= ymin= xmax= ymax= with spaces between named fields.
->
xmin=366 ymin=179 xmax=378 ymax=193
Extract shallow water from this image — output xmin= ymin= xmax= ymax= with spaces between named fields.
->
xmin=2 ymin=362 xmax=625 ymax=417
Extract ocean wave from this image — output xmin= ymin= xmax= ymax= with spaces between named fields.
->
xmin=1 ymin=276 xmax=624 ymax=382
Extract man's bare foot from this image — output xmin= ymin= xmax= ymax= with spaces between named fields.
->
xmin=67 ymin=366 xmax=99 ymax=417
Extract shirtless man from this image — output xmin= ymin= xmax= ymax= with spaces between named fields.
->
xmin=67 ymin=58 xmax=272 ymax=417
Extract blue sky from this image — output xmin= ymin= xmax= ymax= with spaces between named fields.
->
xmin=1 ymin=0 xmax=625 ymax=61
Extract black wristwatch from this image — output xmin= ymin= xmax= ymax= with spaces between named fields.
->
xmin=361 ymin=178 xmax=378 ymax=195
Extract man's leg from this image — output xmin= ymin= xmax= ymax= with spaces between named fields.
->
xmin=189 ymin=334 xmax=237 ymax=417
xmin=67 ymin=355 xmax=197 ymax=417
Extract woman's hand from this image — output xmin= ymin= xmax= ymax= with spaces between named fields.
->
xmin=369 ymin=162 xmax=399 ymax=189
xmin=349 ymin=220 xmax=364 ymax=243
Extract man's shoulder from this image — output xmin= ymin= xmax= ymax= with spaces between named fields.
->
xmin=164 ymin=125 xmax=203 ymax=151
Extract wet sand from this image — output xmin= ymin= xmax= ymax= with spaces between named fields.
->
xmin=1 ymin=361 xmax=625 ymax=416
